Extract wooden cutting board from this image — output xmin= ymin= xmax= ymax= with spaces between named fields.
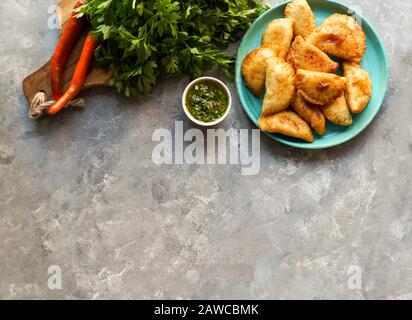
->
xmin=22 ymin=0 xmax=113 ymax=103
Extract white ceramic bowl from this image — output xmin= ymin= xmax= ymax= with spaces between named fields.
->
xmin=182 ymin=77 xmax=232 ymax=127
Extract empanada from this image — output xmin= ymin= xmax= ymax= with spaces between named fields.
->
xmin=258 ymin=111 xmax=315 ymax=143
xmin=307 ymin=14 xmax=366 ymax=63
xmin=262 ymin=57 xmax=295 ymax=116
xmin=321 ymin=95 xmax=353 ymax=126
xmin=292 ymin=93 xmax=326 ymax=135
xmin=287 ymin=36 xmax=339 ymax=73
xmin=296 ymin=69 xmax=346 ymax=106
xmin=262 ymin=18 xmax=294 ymax=59
xmin=241 ymin=46 xmax=277 ymax=96
xmin=342 ymin=62 xmax=372 ymax=113
xmin=284 ymin=0 xmax=316 ymax=39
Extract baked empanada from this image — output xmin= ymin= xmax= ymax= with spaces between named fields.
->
xmin=284 ymin=0 xmax=316 ymax=39
xmin=262 ymin=57 xmax=295 ymax=116
xmin=262 ymin=18 xmax=294 ymax=59
xmin=292 ymin=93 xmax=326 ymax=135
xmin=307 ymin=14 xmax=366 ymax=63
xmin=342 ymin=62 xmax=372 ymax=113
xmin=287 ymin=36 xmax=339 ymax=73
xmin=296 ymin=69 xmax=346 ymax=106
xmin=241 ymin=46 xmax=277 ymax=96
xmin=258 ymin=111 xmax=315 ymax=143
xmin=321 ymin=95 xmax=353 ymax=126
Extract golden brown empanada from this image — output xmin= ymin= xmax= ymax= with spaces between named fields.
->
xmin=292 ymin=93 xmax=326 ymax=135
xmin=307 ymin=14 xmax=366 ymax=63
xmin=262 ymin=57 xmax=296 ymax=116
xmin=262 ymin=18 xmax=294 ymax=59
xmin=321 ymin=95 xmax=353 ymax=126
xmin=296 ymin=69 xmax=346 ymax=106
xmin=342 ymin=62 xmax=372 ymax=113
xmin=258 ymin=111 xmax=315 ymax=143
xmin=241 ymin=46 xmax=277 ymax=96
xmin=287 ymin=36 xmax=339 ymax=73
xmin=284 ymin=0 xmax=316 ymax=39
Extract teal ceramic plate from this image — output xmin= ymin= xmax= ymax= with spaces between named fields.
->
xmin=236 ymin=0 xmax=388 ymax=149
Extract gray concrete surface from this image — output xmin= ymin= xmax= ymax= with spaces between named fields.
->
xmin=0 ymin=0 xmax=411 ymax=299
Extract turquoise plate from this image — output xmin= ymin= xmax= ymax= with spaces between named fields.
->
xmin=235 ymin=0 xmax=388 ymax=149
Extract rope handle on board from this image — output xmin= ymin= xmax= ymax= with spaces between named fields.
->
xmin=29 ymin=91 xmax=85 ymax=119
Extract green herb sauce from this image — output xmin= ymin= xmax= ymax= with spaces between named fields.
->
xmin=186 ymin=81 xmax=229 ymax=123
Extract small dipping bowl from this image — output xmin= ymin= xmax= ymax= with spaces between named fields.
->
xmin=182 ymin=77 xmax=232 ymax=127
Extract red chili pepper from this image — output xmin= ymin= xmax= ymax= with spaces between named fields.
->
xmin=48 ymin=35 xmax=98 ymax=115
xmin=51 ymin=0 xmax=87 ymax=101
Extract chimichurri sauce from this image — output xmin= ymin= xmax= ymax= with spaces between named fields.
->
xmin=186 ymin=81 xmax=229 ymax=123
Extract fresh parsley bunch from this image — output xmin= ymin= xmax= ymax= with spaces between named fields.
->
xmin=79 ymin=0 xmax=268 ymax=97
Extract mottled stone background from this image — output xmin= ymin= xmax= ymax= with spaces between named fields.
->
xmin=0 ymin=0 xmax=411 ymax=299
